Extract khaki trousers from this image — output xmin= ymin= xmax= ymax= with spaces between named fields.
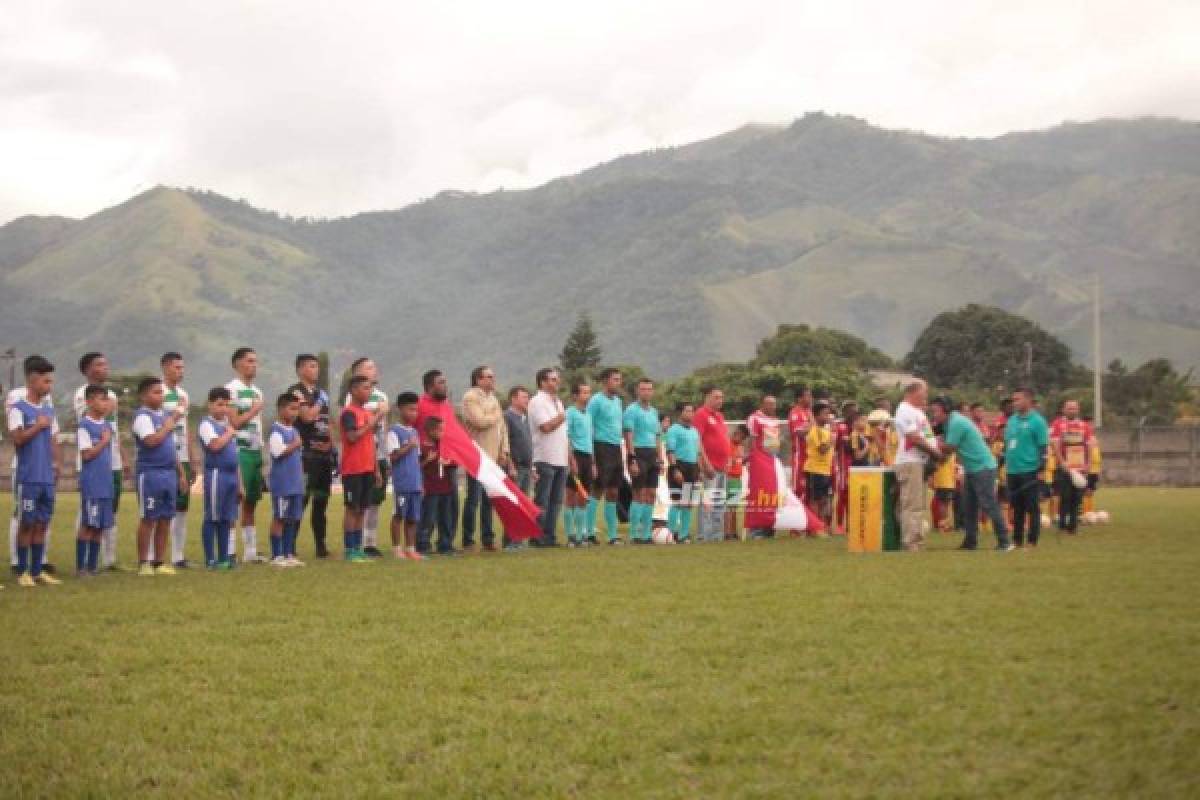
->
xmin=895 ymin=461 xmax=927 ymax=550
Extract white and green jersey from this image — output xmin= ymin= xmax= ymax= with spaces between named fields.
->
xmin=344 ymin=387 xmax=389 ymax=456
xmin=73 ymin=384 xmax=122 ymax=470
xmin=162 ymin=383 xmax=190 ymax=463
xmin=225 ymin=378 xmax=264 ymax=451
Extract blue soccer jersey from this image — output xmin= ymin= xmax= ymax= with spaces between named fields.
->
xmin=587 ymin=392 xmax=623 ymax=446
xmin=133 ymin=407 xmax=176 ymax=472
xmin=567 ymin=406 xmax=593 ymax=454
xmin=386 ymin=424 xmax=422 ymax=494
xmin=199 ymin=417 xmax=240 ymax=522
xmin=9 ymin=399 xmax=58 ymax=485
xmin=623 ymin=402 xmax=660 ymax=449
xmin=78 ymin=415 xmax=114 ymax=499
xmin=268 ymin=422 xmax=304 ymax=497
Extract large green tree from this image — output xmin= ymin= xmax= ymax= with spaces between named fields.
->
xmin=753 ymin=324 xmax=892 ymax=370
xmin=1101 ymin=358 xmax=1192 ymax=424
xmin=903 ymin=304 xmax=1077 ymax=391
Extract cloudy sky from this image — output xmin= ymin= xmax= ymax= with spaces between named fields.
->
xmin=2 ymin=0 xmax=1198 ymax=223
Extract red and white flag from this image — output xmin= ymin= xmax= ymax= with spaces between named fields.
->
xmin=744 ymin=447 xmax=825 ymax=534
xmin=437 ymin=416 xmax=543 ymax=541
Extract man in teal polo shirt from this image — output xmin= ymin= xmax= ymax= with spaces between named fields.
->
xmin=623 ymin=378 xmax=661 ymax=543
xmin=586 ymin=368 xmax=625 ymax=544
xmin=930 ymin=396 xmax=1013 ymax=552
xmin=1004 ymin=387 xmax=1050 ymax=547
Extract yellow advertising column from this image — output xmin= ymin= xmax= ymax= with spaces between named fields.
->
xmin=847 ymin=467 xmax=900 ymax=552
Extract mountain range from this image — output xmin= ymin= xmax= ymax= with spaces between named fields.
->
xmin=1 ymin=112 xmax=1197 ymax=394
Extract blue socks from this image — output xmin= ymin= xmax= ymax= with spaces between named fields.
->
xmin=678 ymin=508 xmax=693 ymax=541
xmin=344 ymin=530 xmax=362 ymax=554
xmin=216 ymin=521 xmax=230 ymax=562
xmin=87 ymin=540 xmax=100 ymax=572
xmin=202 ymin=521 xmax=216 ymax=564
xmin=30 ymin=543 xmax=44 ymax=577
xmin=604 ymin=501 xmax=619 ymax=541
xmin=270 ymin=531 xmax=282 ymax=559
xmin=585 ymin=498 xmax=598 ymax=537
xmin=76 ymin=538 xmax=88 ymax=572
xmin=283 ymin=521 xmax=298 ymax=557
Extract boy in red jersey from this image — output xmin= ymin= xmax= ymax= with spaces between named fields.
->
xmin=340 ymin=375 xmax=383 ymax=562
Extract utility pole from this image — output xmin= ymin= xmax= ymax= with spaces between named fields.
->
xmin=2 ymin=348 xmax=15 ymax=391
xmin=1093 ymin=274 xmax=1103 ymax=429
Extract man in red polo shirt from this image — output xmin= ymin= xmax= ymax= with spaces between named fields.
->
xmin=787 ymin=385 xmax=813 ymax=501
xmin=415 ymin=369 xmax=460 ymax=550
xmin=694 ymin=386 xmax=730 ymax=542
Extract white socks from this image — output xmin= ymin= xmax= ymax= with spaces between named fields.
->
xmin=102 ymin=525 xmax=118 ymax=567
xmin=363 ymin=507 xmax=379 ymax=548
xmin=8 ymin=515 xmax=17 ymax=566
xmin=242 ymin=525 xmax=257 ymax=559
xmin=170 ymin=515 xmax=188 ymax=563
xmin=227 ymin=527 xmax=237 ymax=558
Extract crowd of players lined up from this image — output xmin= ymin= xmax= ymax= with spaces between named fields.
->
xmin=3 ymin=346 xmax=1102 ymax=587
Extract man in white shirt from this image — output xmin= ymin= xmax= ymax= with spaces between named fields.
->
xmin=225 ymin=347 xmax=267 ymax=563
xmin=892 ymin=379 xmax=941 ymax=551
xmin=161 ymin=352 xmax=196 ymax=566
xmin=527 ymin=368 xmax=568 ymax=547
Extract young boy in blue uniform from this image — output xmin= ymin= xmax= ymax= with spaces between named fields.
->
xmin=131 ymin=377 xmax=186 ymax=577
xmin=77 ymin=385 xmax=114 ymax=576
xmin=7 ymin=356 xmax=62 ymax=587
xmin=198 ymin=388 xmax=242 ymax=569
xmin=268 ymin=393 xmax=306 ymax=567
xmin=387 ymin=392 xmax=424 ymax=561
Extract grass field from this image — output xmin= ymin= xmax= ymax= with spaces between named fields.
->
xmin=1 ymin=488 xmax=1198 ymax=797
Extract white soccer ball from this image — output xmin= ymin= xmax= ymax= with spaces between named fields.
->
xmin=1096 ymin=510 xmax=1110 ymax=525
xmin=651 ymin=527 xmax=675 ymax=545
xmin=1082 ymin=512 xmax=1097 ymax=526
xmin=1040 ymin=514 xmax=1052 ymax=528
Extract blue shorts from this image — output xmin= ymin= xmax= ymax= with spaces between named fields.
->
xmin=273 ymin=493 xmax=304 ymax=522
xmin=16 ymin=482 xmax=55 ymax=524
xmin=393 ymin=490 xmax=423 ymax=522
xmin=203 ymin=469 xmax=240 ymax=523
xmin=137 ymin=469 xmax=178 ymax=521
xmin=81 ymin=492 xmax=115 ymax=530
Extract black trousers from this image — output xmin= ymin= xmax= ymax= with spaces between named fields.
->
xmin=1055 ymin=467 xmax=1083 ymax=532
xmin=1007 ymin=471 xmax=1042 ymax=545
xmin=302 ymin=459 xmax=333 ymax=552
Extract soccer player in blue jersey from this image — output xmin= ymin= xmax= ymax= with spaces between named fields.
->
xmin=77 ymin=385 xmax=115 ymax=576
xmin=586 ymin=368 xmax=625 ymax=544
xmin=131 ymin=377 xmax=187 ymax=577
xmin=623 ymin=378 xmax=661 ymax=543
xmin=198 ymin=388 xmax=242 ymax=569
xmin=267 ymin=393 xmax=306 ymax=567
xmin=666 ymin=402 xmax=709 ymax=543
xmin=8 ymin=356 xmax=62 ymax=587
xmin=565 ymin=381 xmax=595 ymax=546
xmin=386 ymin=392 xmax=425 ymax=561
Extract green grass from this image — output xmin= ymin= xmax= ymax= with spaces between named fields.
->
xmin=2 ymin=488 xmax=1198 ymax=797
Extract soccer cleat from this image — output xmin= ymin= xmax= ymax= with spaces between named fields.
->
xmin=18 ymin=573 xmax=36 ymax=588
xmin=155 ymin=564 xmax=177 ymax=576
xmin=245 ymin=554 xmax=269 ymax=564
xmin=215 ymin=559 xmax=235 ymax=571
xmin=587 ymin=536 xmax=599 ymax=546
xmin=106 ymin=563 xmax=132 ymax=573
xmin=270 ymin=556 xmax=289 ymax=568
xmin=363 ymin=546 xmax=383 ymax=558
xmin=996 ymin=544 xmax=1017 ymax=552
xmin=347 ymin=550 xmax=374 ymax=563
xmin=42 ymin=563 xmax=57 ymax=575
xmin=285 ymin=556 xmax=306 ymax=567
xmin=138 ymin=563 xmax=156 ymax=577
xmin=173 ymin=560 xmax=191 ymax=569
xmin=405 ymin=550 xmax=426 ymax=562
xmin=35 ymin=573 xmax=62 ymax=585
xmin=608 ymin=538 xmax=625 ymax=546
